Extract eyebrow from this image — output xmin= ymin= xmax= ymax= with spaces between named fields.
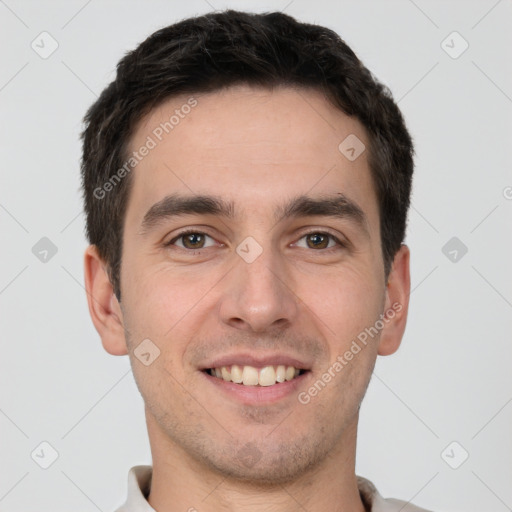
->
xmin=139 ymin=192 xmax=369 ymax=237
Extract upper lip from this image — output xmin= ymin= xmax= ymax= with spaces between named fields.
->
xmin=199 ymin=352 xmax=311 ymax=371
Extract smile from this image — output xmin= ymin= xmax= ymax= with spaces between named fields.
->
xmin=206 ymin=364 xmax=305 ymax=386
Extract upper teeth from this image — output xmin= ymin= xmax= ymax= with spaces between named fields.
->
xmin=209 ymin=365 xmax=301 ymax=386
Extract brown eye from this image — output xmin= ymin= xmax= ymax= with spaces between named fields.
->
xmin=294 ymin=232 xmax=343 ymax=250
xmin=167 ymin=231 xmax=216 ymax=250
xmin=305 ymin=233 xmax=330 ymax=249
xmin=181 ymin=232 xmax=205 ymax=249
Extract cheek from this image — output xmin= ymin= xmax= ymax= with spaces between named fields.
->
xmin=122 ymin=259 xmax=192 ymax=329
xmin=120 ymin=259 xmax=217 ymax=368
xmin=120 ymin=271 xmax=193 ymax=420
xmin=301 ymin=265 xmax=384 ymax=348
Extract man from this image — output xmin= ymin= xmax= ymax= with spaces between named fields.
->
xmin=81 ymin=9 xmax=431 ymax=512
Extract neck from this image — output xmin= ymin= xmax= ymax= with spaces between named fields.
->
xmin=146 ymin=411 xmax=366 ymax=512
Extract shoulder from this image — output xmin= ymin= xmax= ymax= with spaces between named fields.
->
xmin=357 ymin=476 xmax=434 ymax=512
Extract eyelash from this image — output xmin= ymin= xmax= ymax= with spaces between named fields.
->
xmin=165 ymin=229 xmax=347 ymax=252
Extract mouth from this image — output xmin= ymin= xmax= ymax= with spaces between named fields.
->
xmin=204 ymin=364 xmax=307 ymax=386
xmin=198 ymin=353 xmax=312 ymax=404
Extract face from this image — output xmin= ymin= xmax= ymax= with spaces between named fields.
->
xmin=91 ymin=84 xmax=408 ymax=484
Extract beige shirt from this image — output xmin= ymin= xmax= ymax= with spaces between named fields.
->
xmin=114 ymin=465 xmax=433 ymax=512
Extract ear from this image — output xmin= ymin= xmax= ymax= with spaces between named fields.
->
xmin=83 ymin=245 xmax=128 ymax=356
xmin=377 ymin=244 xmax=411 ymax=356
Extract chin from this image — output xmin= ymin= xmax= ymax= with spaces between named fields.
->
xmin=197 ymin=437 xmax=329 ymax=486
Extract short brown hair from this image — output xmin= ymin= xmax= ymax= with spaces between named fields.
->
xmin=80 ymin=9 xmax=414 ymax=300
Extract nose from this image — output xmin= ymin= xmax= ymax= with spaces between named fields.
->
xmin=218 ymin=241 xmax=300 ymax=333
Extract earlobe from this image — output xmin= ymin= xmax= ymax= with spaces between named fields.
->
xmin=83 ymin=245 xmax=128 ymax=356
xmin=377 ymin=244 xmax=411 ymax=356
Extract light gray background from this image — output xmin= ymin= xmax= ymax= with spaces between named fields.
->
xmin=1 ymin=1 xmax=511 ymax=511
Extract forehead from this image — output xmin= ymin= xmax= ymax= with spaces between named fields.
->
xmin=123 ymin=84 xmax=378 ymax=230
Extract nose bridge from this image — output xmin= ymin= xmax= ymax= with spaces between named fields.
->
xmin=221 ymin=236 xmax=298 ymax=332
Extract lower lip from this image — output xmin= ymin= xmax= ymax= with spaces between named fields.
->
xmin=201 ymin=371 xmax=310 ymax=405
